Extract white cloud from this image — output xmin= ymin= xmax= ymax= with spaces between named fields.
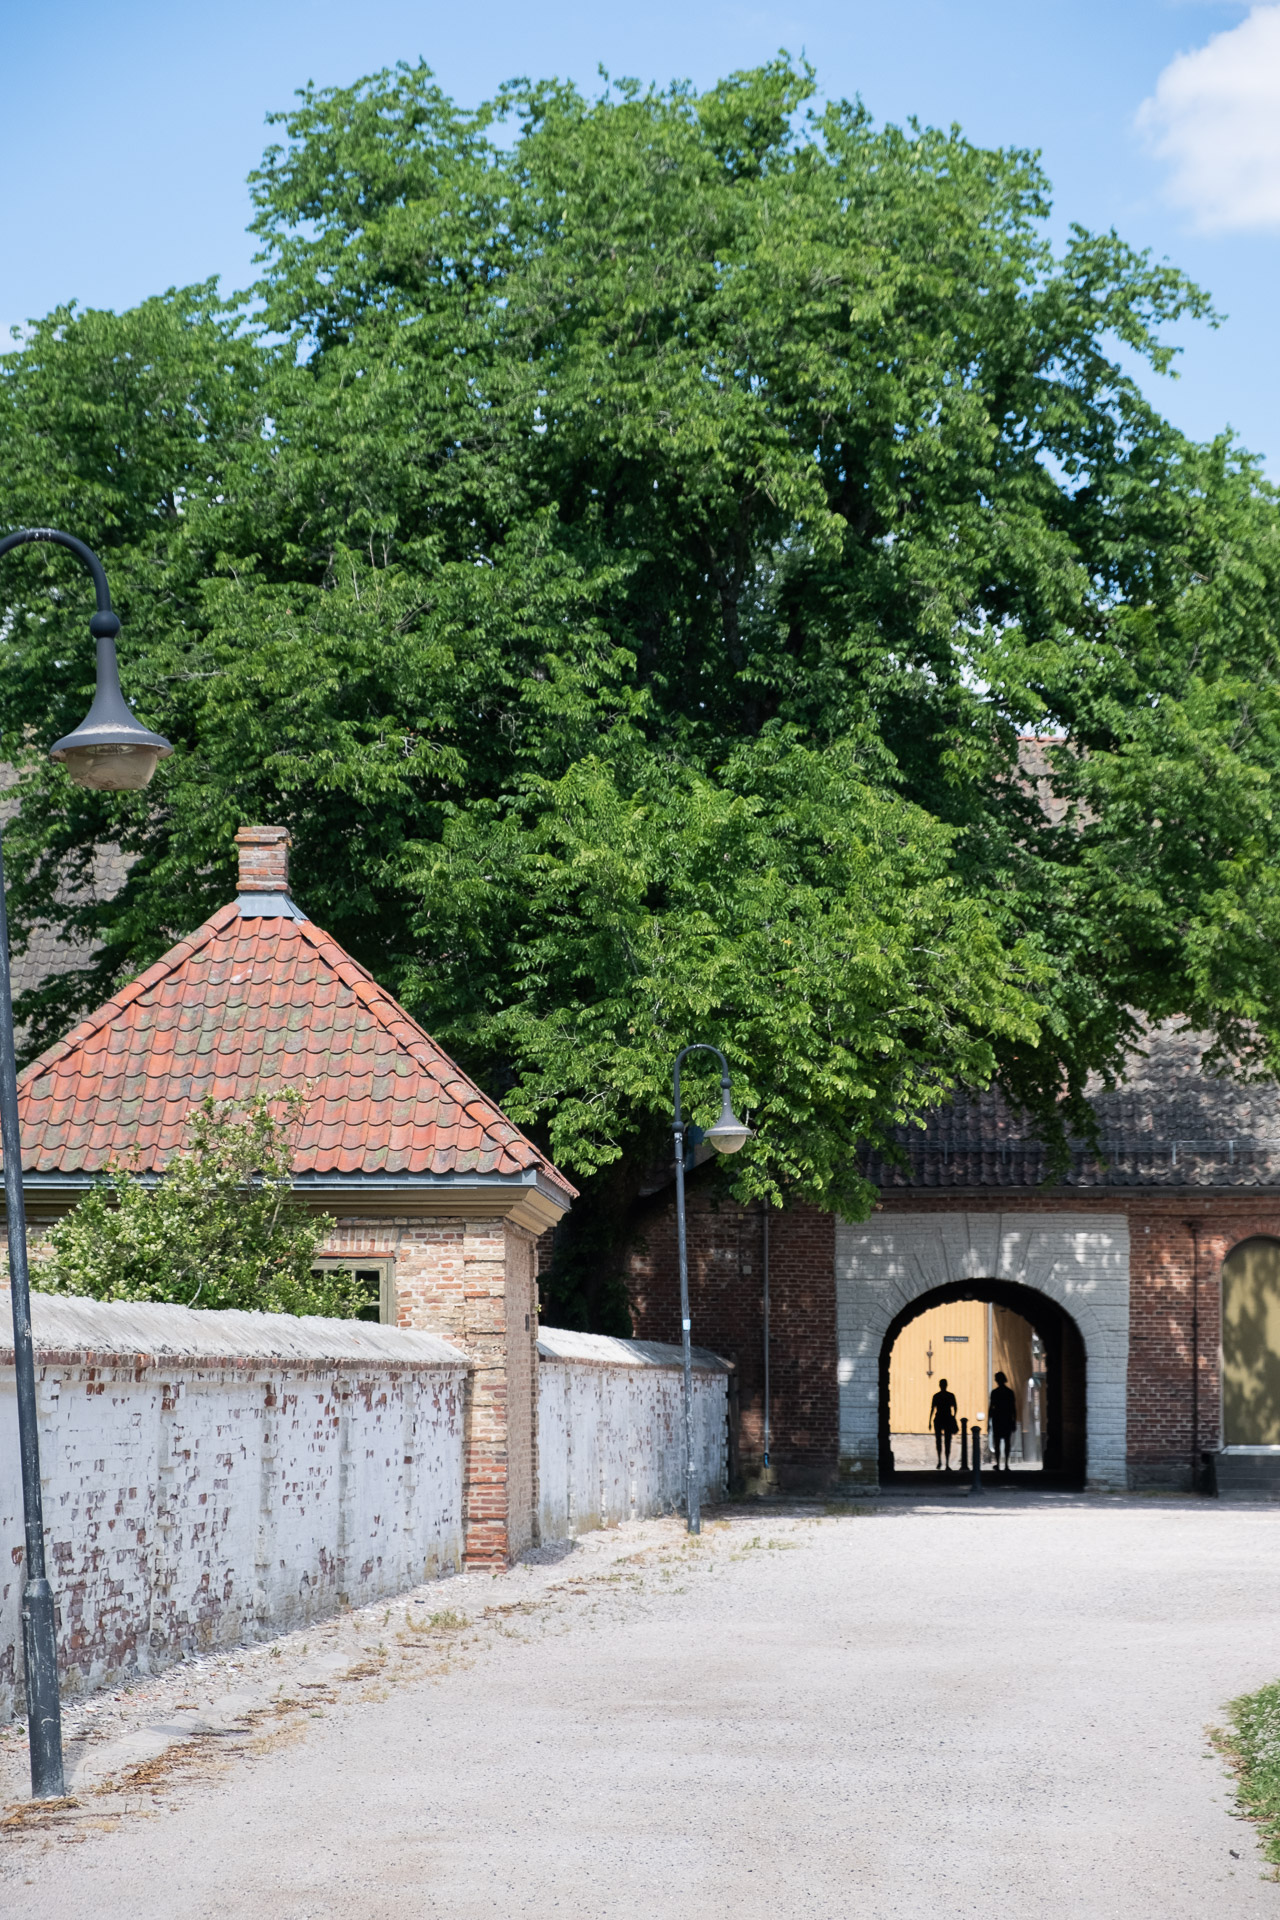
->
xmin=1138 ymin=5 xmax=1280 ymax=230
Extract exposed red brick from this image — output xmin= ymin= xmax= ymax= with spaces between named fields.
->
xmin=625 ymin=1179 xmax=1280 ymax=1491
xmin=877 ymin=1189 xmax=1280 ymax=1486
xmin=625 ymin=1180 xmax=838 ymax=1489
xmin=234 ymin=824 xmax=291 ymax=894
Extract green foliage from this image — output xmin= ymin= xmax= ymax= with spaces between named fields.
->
xmin=407 ymin=736 xmax=1041 ymax=1220
xmin=1214 ymin=1680 xmax=1280 ymax=1871
xmin=2 ymin=56 xmax=1279 ymax=1323
xmin=37 ymin=1092 xmax=350 ymax=1317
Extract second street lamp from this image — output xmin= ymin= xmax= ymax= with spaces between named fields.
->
xmin=0 ymin=526 xmax=172 ymax=1799
xmin=672 ymin=1044 xmax=750 ymax=1535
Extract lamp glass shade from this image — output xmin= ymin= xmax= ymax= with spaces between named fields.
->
xmin=706 ymin=1090 xmax=752 ymax=1155
xmin=52 ymin=742 xmax=163 ymax=792
xmin=48 ymin=615 xmax=172 ymax=791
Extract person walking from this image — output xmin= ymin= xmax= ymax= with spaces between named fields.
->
xmin=930 ymin=1378 xmax=959 ymax=1471
xmin=988 ymin=1370 xmax=1019 ymax=1475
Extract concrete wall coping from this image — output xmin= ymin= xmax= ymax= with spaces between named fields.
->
xmin=0 ymin=1289 xmax=471 ymax=1371
xmin=538 ymin=1326 xmax=731 ymax=1373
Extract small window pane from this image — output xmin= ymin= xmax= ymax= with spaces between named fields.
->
xmin=312 ymin=1262 xmax=391 ymax=1324
xmin=354 ymin=1268 xmax=382 ymax=1324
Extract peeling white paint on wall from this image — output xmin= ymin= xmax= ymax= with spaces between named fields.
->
xmin=1 ymin=1295 xmax=470 ymax=1723
xmin=1 ymin=1299 xmax=732 ymax=1722
xmin=537 ymin=1328 xmax=729 ymax=1540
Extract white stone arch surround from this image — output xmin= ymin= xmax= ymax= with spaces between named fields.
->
xmin=835 ymin=1212 xmax=1130 ymax=1489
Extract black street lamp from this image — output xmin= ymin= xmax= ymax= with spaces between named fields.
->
xmin=0 ymin=528 xmax=171 ymax=1799
xmin=672 ymin=1044 xmax=750 ymax=1535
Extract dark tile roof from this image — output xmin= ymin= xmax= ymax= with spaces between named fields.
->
xmin=865 ymin=1024 xmax=1280 ymax=1191
xmin=10 ymin=899 xmax=574 ymax=1193
xmin=0 ymin=766 xmax=130 ymax=1003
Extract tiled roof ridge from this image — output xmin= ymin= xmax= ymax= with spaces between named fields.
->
xmin=11 ymin=894 xmax=574 ymax=1197
xmin=17 ymin=903 xmax=240 ymax=1093
xmin=288 ymin=916 xmax=555 ymax=1175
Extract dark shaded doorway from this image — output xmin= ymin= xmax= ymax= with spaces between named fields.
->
xmin=879 ymin=1279 xmax=1086 ymax=1489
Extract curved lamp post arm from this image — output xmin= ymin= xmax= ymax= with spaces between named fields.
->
xmin=0 ymin=526 xmax=114 ymax=611
xmin=672 ymin=1042 xmax=730 ymax=1131
xmin=0 ymin=528 xmax=171 ymax=791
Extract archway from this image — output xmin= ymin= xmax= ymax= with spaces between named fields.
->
xmin=1222 ymin=1237 xmax=1280 ymax=1446
xmin=878 ymin=1279 xmax=1087 ymax=1488
xmin=835 ymin=1211 xmax=1128 ymax=1487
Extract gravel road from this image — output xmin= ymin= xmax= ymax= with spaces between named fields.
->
xmin=3 ymin=1494 xmax=1278 ymax=1917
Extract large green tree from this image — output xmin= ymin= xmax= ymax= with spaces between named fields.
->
xmin=2 ymin=58 xmax=1278 ymax=1325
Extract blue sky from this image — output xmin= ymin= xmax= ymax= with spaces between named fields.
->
xmin=4 ymin=1 xmax=1278 ymax=467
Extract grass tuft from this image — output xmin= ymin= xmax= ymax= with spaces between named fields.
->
xmin=1213 ymin=1680 xmax=1280 ymax=1872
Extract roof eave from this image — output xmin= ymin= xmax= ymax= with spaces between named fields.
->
xmin=16 ymin=1166 xmax=574 ymax=1234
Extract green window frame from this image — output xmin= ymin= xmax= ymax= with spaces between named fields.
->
xmin=311 ymin=1258 xmax=396 ymax=1326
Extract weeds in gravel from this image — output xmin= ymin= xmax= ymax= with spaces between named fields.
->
xmin=1212 ymin=1680 xmax=1280 ymax=1874
xmin=402 ymin=1608 xmax=470 ymax=1637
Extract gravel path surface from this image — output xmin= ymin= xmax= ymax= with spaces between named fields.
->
xmin=3 ymin=1494 xmax=1278 ymax=1916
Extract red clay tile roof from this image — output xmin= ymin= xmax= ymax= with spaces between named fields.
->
xmin=13 ymin=902 xmax=574 ymax=1193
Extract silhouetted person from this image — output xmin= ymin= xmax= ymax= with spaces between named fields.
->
xmin=988 ymin=1371 xmax=1019 ymax=1475
xmin=931 ymin=1379 xmax=959 ymax=1470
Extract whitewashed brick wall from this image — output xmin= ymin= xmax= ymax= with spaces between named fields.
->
xmin=2 ymin=1301 xmax=731 ymax=1724
xmin=1 ymin=1295 xmax=470 ymax=1723
xmin=537 ymin=1329 xmax=730 ymax=1539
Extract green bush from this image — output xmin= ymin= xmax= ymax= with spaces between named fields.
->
xmin=37 ymin=1090 xmax=355 ymax=1318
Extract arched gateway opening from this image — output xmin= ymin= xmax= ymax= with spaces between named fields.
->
xmin=879 ymin=1280 xmax=1087 ymax=1488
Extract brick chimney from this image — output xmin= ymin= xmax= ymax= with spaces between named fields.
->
xmin=234 ymin=825 xmax=291 ymax=896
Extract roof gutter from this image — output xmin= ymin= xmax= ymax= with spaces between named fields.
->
xmin=12 ymin=1165 xmax=573 ymax=1234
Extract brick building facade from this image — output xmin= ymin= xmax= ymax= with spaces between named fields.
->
xmin=4 ymin=827 xmax=574 ymax=1566
xmin=626 ymin=1026 xmax=1280 ymax=1494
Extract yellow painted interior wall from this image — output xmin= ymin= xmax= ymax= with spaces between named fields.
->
xmin=889 ymin=1300 xmax=1035 ymax=1432
xmin=890 ymin=1299 xmax=987 ymax=1432
xmin=992 ymin=1310 xmax=1034 ymax=1430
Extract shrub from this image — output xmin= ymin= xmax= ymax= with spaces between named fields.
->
xmin=38 ymin=1089 xmax=357 ymax=1317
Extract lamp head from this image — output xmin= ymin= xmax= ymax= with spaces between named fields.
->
xmin=705 ymin=1085 xmax=752 ymax=1155
xmin=49 ymin=611 xmax=172 ymax=791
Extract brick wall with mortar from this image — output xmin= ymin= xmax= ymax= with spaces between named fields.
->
xmin=318 ymin=1214 xmax=540 ymax=1564
xmin=3 ymin=1296 xmax=726 ymax=1720
xmin=622 ymin=1182 xmax=1280 ymax=1492
xmin=624 ymin=1182 xmax=838 ymax=1489
xmin=876 ymin=1189 xmax=1280 ymax=1489
xmin=1123 ymin=1196 xmax=1280 ymax=1484
xmin=0 ymin=1296 xmax=470 ymax=1723
xmin=537 ymin=1330 xmax=730 ymax=1538
xmin=232 ymin=823 xmax=291 ymax=893
xmin=14 ymin=1211 xmax=544 ymax=1567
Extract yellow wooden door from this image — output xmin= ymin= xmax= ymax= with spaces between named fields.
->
xmin=889 ymin=1299 xmax=989 ymax=1432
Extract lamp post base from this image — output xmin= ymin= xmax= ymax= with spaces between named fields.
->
xmin=21 ymin=1579 xmax=65 ymax=1799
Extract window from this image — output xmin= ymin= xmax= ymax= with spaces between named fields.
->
xmin=312 ymin=1259 xmax=395 ymax=1325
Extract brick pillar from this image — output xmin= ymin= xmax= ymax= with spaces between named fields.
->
xmin=393 ymin=1215 xmax=538 ymax=1566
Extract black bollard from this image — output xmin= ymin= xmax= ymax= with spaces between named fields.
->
xmin=971 ymin=1424 xmax=982 ymax=1494
xmin=959 ymin=1417 xmax=968 ymax=1474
